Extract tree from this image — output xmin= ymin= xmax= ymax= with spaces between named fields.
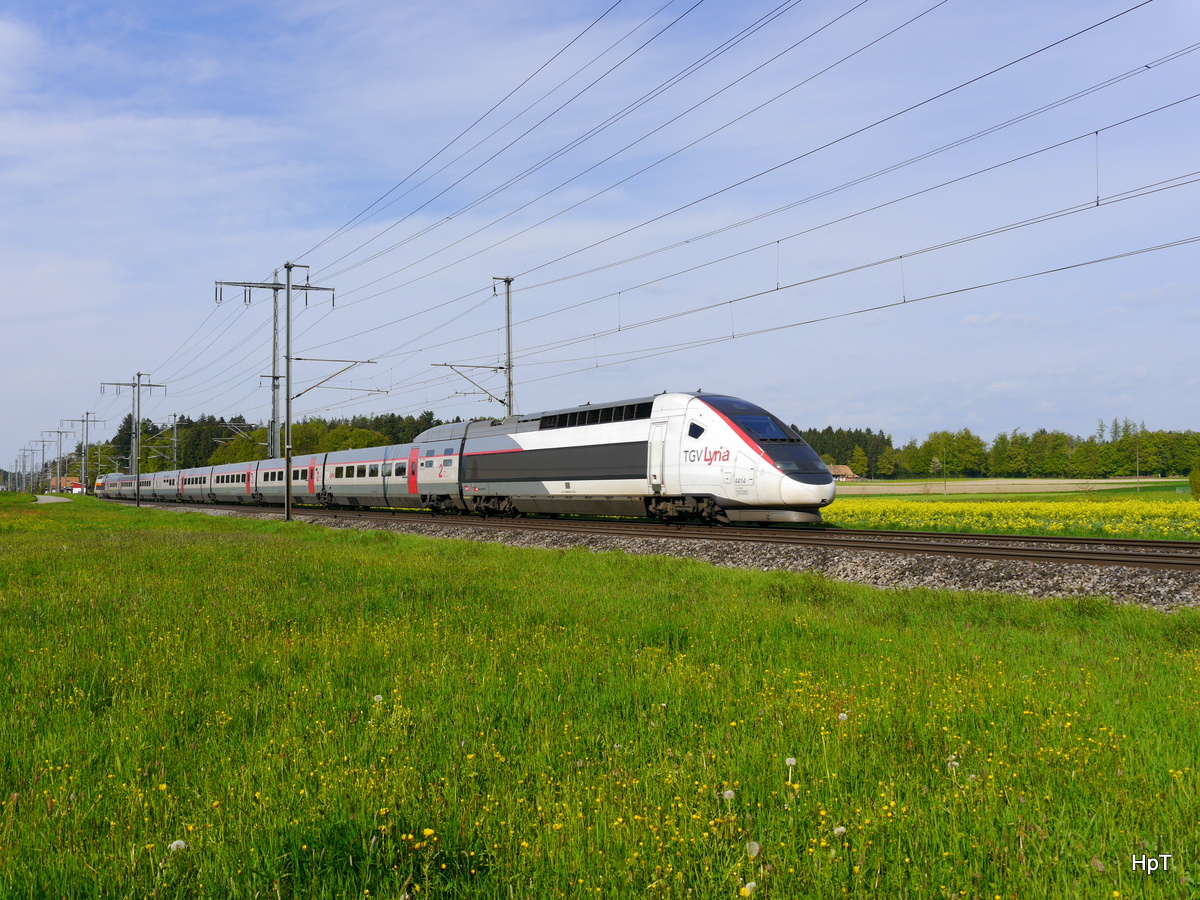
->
xmin=954 ymin=429 xmax=986 ymax=477
xmin=1190 ymin=460 xmax=1200 ymax=501
xmin=875 ymin=445 xmax=896 ymax=478
xmin=1005 ymin=430 xmax=1029 ymax=477
xmin=987 ymin=431 xmax=1009 ymax=477
xmin=848 ymin=445 xmax=869 ymax=478
xmin=319 ymin=426 xmax=391 ymax=452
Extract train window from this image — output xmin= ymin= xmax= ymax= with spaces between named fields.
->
xmin=369 ymin=464 xmax=379 ymax=477
xmin=426 ymin=449 xmax=435 ymax=457
xmin=688 ymin=422 xmax=705 ymax=439
xmin=444 ymin=447 xmax=454 ymax=455
xmin=395 ymin=462 xmax=406 ymax=476
xmin=356 ymin=465 xmax=366 ymax=478
xmin=736 ymin=415 xmax=792 ymax=441
xmin=443 ymin=459 xmax=454 ymax=468
xmin=334 ymin=466 xmax=342 ymax=478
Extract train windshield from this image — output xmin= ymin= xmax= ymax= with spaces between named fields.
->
xmin=701 ymin=395 xmax=829 ymax=475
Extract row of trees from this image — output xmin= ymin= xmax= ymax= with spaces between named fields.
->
xmin=796 ymin=420 xmax=1198 ymax=479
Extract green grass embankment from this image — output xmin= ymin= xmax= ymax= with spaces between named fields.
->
xmin=0 ymin=498 xmax=1196 ymax=898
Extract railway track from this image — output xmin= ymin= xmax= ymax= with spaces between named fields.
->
xmin=119 ymin=499 xmax=1199 ymax=572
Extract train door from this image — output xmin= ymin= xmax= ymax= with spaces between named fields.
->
xmin=407 ymin=447 xmax=419 ymax=497
xmin=648 ymin=422 xmax=667 ymax=492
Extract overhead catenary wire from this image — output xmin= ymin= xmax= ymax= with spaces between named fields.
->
xmin=294 ymin=0 xmax=632 ymax=262
xmin=295 ymin=72 xmax=1199 ymax=374
xmin=164 ymin=0 xmax=1174 ymax=401
xmin=311 ymin=0 xmax=715 ymax=277
xmin=77 ymin=1 xmax=1190 ymax=446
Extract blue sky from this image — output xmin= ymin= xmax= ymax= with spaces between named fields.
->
xmin=3 ymin=0 xmax=1198 ymax=472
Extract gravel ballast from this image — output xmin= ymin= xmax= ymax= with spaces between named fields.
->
xmin=170 ymin=506 xmax=1200 ymax=612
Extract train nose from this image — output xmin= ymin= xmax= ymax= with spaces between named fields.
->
xmin=779 ymin=474 xmax=836 ymax=508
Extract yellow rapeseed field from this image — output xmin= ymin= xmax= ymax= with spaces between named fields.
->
xmin=824 ymin=498 xmax=1200 ymax=540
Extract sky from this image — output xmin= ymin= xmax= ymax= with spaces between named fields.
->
xmin=3 ymin=0 xmax=1198 ymax=473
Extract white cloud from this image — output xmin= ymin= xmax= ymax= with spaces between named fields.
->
xmin=0 ymin=18 xmax=42 ymax=94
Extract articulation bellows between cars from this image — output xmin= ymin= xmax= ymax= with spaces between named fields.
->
xmin=97 ymin=392 xmax=836 ymax=524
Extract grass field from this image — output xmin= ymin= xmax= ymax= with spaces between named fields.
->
xmin=1 ymin=497 xmax=1198 ymax=898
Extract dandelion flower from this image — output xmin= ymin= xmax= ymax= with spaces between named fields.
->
xmin=746 ymin=841 xmax=761 ymax=858
xmin=739 ymin=882 xmax=757 ymax=897
xmin=722 ymin=789 xmax=735 ymax=801
xmin=168 ymin=840 xmax=188 ymax=852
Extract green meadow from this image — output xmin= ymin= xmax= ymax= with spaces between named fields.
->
xmin=1 ymin=497 xmax=1197 ymax=898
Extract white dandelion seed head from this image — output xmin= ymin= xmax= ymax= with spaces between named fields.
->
xmin=168 ymin=840 xmax=188 ymax=852
xmin=743 ymin=881 xmax=757 ymax=895
xmin=833 ymin=826 xmax=846 ymax=837
xmin=373 ymin=695 xmax=383 ymax=703
xmin=746 ymin=841 xmax=761 ymax=858
xmin=722 ymin=789 xmax=735 ymax=801
xmin=837 ymin=712 xmax=848 ymax=721
xmin=785 ymin=757 xmax=797 ymax=767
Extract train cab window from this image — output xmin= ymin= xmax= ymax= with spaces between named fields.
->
xmin=688 ymin=422 xmax=705 ymax=439
xmin=369 ymin=464 xmax=379 ymax=477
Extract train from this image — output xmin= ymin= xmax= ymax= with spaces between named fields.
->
xmin=95 ymin=391 xmax=836 ymax=524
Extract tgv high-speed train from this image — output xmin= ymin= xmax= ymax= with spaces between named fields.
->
xmin=96 ymin=392 xmax=836 ymax=523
